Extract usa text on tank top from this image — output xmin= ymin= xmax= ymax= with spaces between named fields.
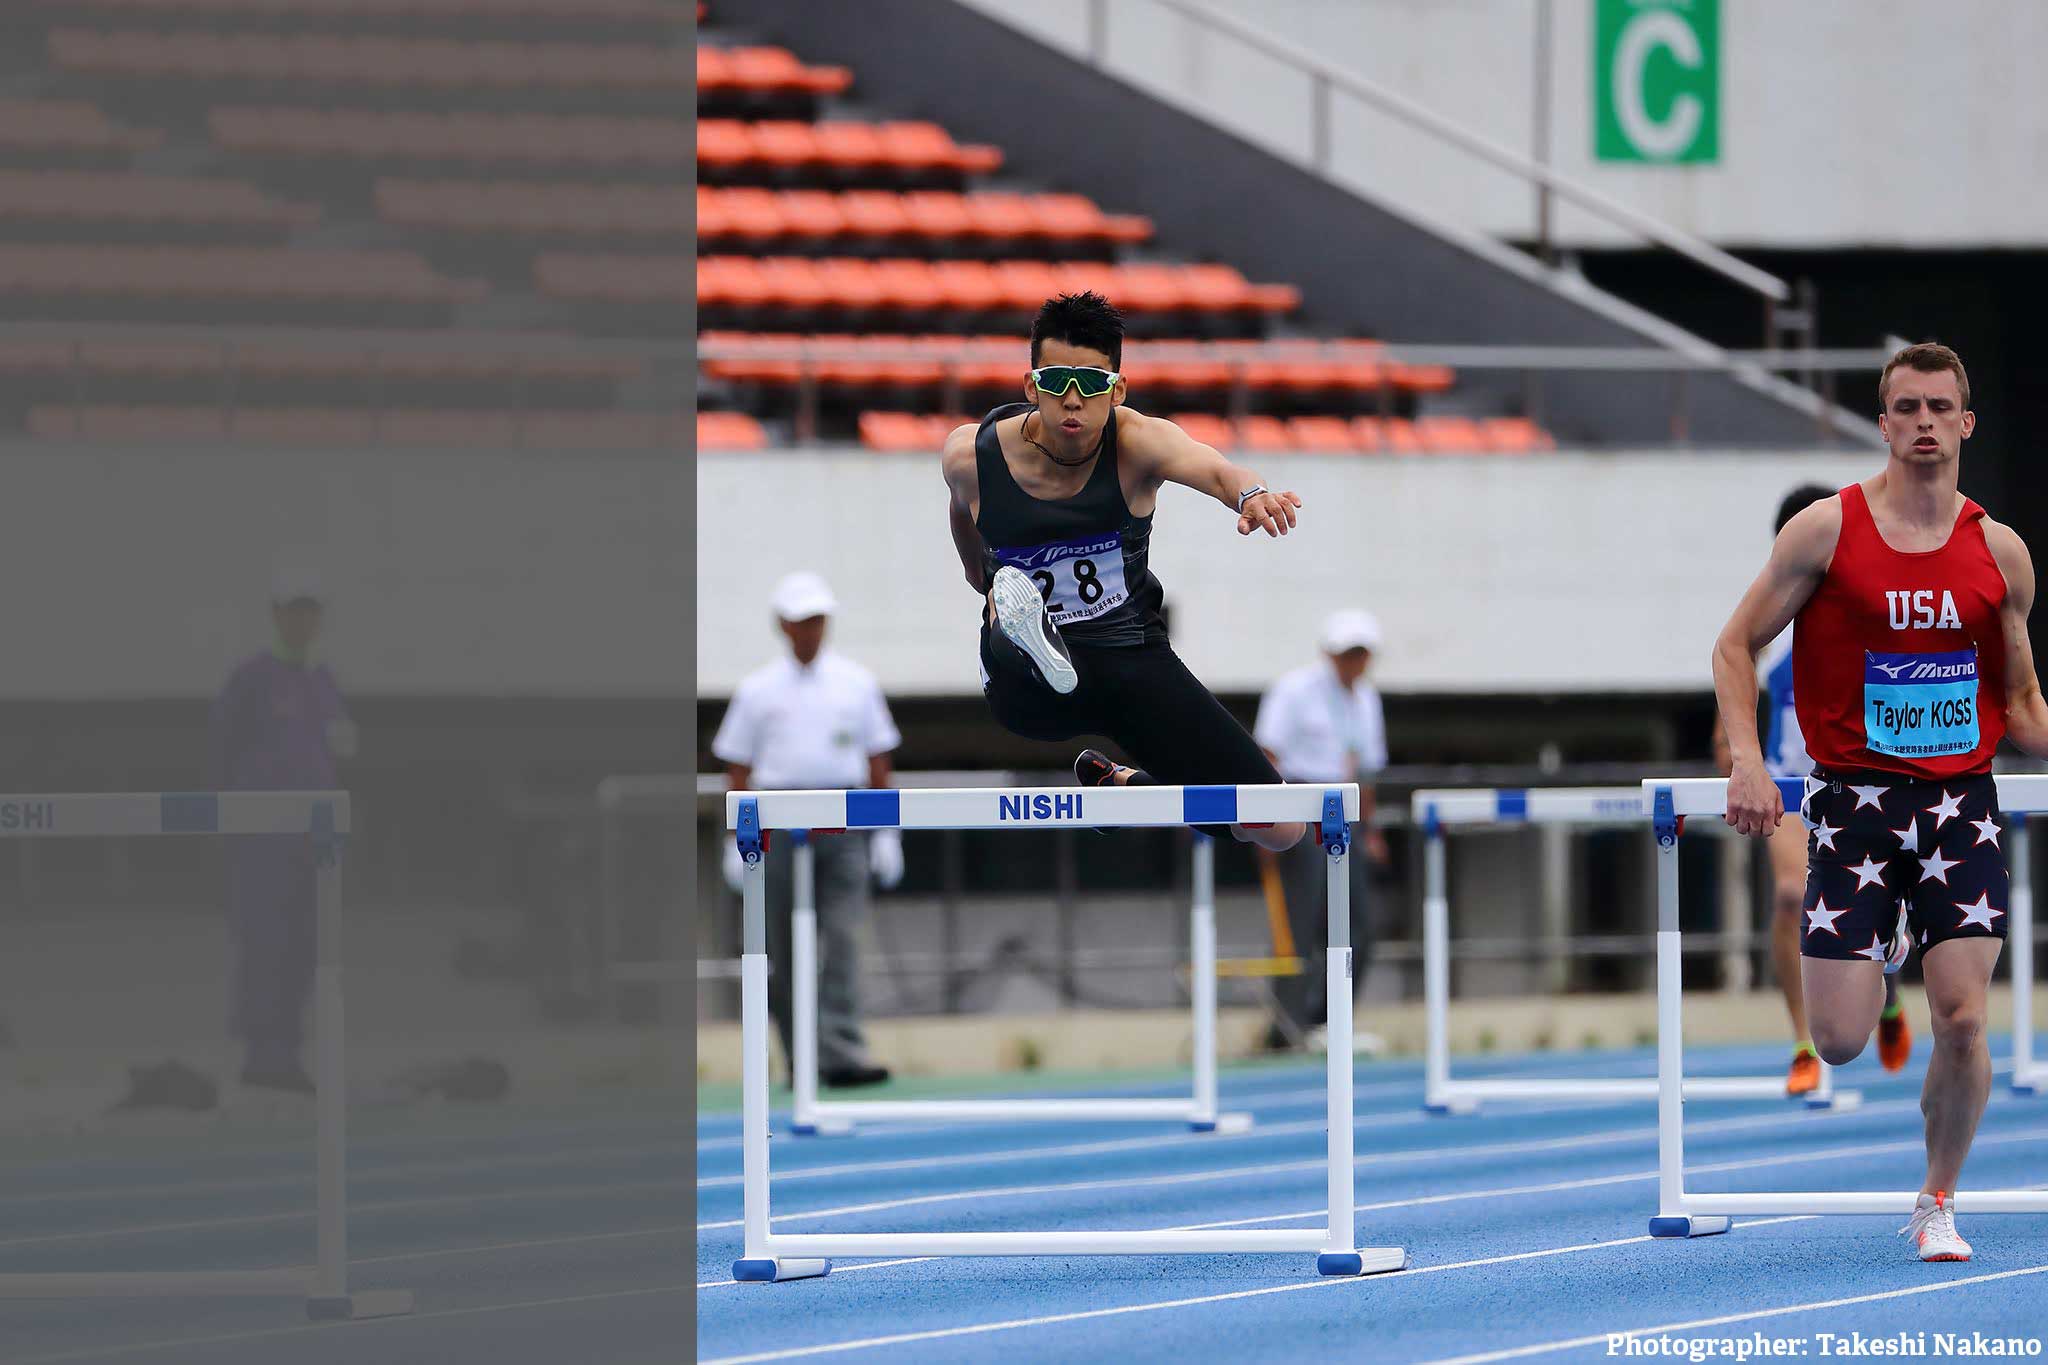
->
xmin=974 ymin=402 xmax=1168 ymax=647
xmin=1792 ymin=481 xmax=2008 ymax=779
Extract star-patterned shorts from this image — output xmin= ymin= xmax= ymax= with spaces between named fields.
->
xmin=1799 ymin=768 xmax=2007 ymax=964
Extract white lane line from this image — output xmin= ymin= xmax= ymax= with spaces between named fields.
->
xmin=695 ymin=1086 xmax=1919 ymax=1193
xmin=1169 ymin=1128 xmax=2048 ymax=1231
xmin=696 ymin=1217 xmax=1811 ymax=1364
xmin=701 ymin=1124 xmax=2046 ymax=1241
xmin=696 ymin=1105 xmax=1910 ymax=1233
xmin=696 ymin=1095 xmax=1925 ymax=1209
xmin=1417 ymin=1261 xmax=2048 ymax=1365
xmin=4 ymin=1282 xmax=696 ymax=1365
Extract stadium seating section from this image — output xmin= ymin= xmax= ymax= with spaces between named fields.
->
xmin=0 ymin=2 xmax=1554 ymax=451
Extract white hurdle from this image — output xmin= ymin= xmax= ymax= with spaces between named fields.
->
xmin=1413 ymin=784 xmax=1855 ymax=1114
xmin=1645 ymin=776 xmax=2048 ymax=1237
xmin=727 ymin=782 xmax=1406 ymax=1282
xmin=787 ymin=829 xmax=1249 ymax=1136
xmin=0 ymin=792 xmax=412 ymax=1320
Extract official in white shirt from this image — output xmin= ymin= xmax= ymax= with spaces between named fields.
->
xmin=713 ymin=572 xmax=904 ymax=1088
xmin=1252 ymin=609 xmax=1390 ymax=1051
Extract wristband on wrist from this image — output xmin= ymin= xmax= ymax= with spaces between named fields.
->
xmin=1235 ymin=484 xmax=1267 ymax=514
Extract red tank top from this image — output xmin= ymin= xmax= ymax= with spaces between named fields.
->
xmin=1793 ymin=482 xmax=2008 ymax=778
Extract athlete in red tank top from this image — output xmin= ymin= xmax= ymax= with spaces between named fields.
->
xmin=1708 ymin=344 xmax=2048 ymax=1263
xmin=1792 ymin=480 xmax=2008 ymax=779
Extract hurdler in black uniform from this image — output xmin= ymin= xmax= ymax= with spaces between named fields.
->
xmin=943 ymin=292 xmax=1305 ymax=805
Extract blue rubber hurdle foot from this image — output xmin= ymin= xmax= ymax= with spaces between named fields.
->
xmin=1648 ymin=1215 xmax=1731 ymax=1238
xmin=1423 ymin=1099 xmax=1478 ymax=1117
xmin=1317 ymin=1248 xmax=1408 ymax=1276
xmin=1187 ymin=1113 xmax=1254 ymax=1135
xmin=1802 ymin=1089 xmax=1862 ymax=1112
xmin=733 ymin=1258 xmax=831 ymax=1282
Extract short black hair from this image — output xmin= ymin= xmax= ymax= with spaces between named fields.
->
xmin=1775 ymin=484 xmax=1834 ymax=535
xmin=1030 ymin=291 xmax=1123 ymax=369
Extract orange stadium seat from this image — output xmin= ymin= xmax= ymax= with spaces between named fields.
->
xmin=1166 ymin=412 xmax=1235 ymax=451
xmin=698 ymin=410 xmax=768 ymax=450
xmin=0 ymin=244 xmax=483 ymax=302
xmin=1234 ymin=415 xmax=1292 ymax=453
xmin=857 ymin=412 xmax=965 ymax=451
xmin=0 ymin=99 xmax=164 ymax=155
xmin=1351 ymin=416 xmax=1426 ymax=455
xmin=1286 ymin=416 xmax=1360 ymax=454
xmin=1415 ymin=416 xmax=1488 ymax=454
xmin=54 ymin=29 xmax=699 ymax=91
xmin=58 ymin=0 xmax=685 ymax=16
xmin=0 ymin=169 xmax=319 ymax=229
xmin=216 ymin=107 xmax=696 ymax=167
xmin=1481 ymin=416 xmax=1555 ymax=452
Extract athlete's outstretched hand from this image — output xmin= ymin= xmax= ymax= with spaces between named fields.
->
xmin=1724 ymin=756 xmax=1783 ymax=838
xmin=1238 ymin=490 xmax=1302 ymax=538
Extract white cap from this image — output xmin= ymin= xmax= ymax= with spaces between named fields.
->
xmin=270 ymin=567 xmax=324 ymax=606
xmin=1320 ymin=608 xmax=1381 ymax=654
xmin=770 ymin=571 xmax=837 ymax=621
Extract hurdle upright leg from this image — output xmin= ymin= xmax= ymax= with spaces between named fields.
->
xmin=734 ymin=807 xmax=828 ymax=1283
xmin=1316 ymin=792 xmax=1407 ymax=1276
xmin=1420 ymin=813 xmax=1471 ymax=1115
xmin=787 ymin=835 xmax=850 ymax=1136
xmin=307 ymin=803 xmax=413 ymax=1319
xmin=2011 ymin=821 xmax=2045 ymax=1095
xmin=1648 ymin=788 xmax=1730 ymax=1238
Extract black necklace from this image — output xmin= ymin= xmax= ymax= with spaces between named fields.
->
xmin=1024 ymin=413 xmax=1101 ymax=467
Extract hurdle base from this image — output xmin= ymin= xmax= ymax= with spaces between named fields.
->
xmin=307 ymin=1289 xmax=415 ymax=1320
xmin=1649 ymin=1215 xmax=1731 ymax=1239
xmin=1423 ymin=1095 xmax=1479 ymax=1116
xmin=1803 ymin=1089 xmax=1862 ymax=1112
xmin=789 ymin=1117 xmax=856 ymax=1138
xmin=1188 ymin=1112 xmax=1253 ymax=1135
xmin=2011 ymin=1068 xmax=2048 ymax=1097
xmin=733 ymin=1257 xmax=831 ymax=1283
xmin=1317 ymin=1247 xmax=1409 ymax=1277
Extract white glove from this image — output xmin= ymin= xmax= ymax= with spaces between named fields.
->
xmin=868 ymin=829 xmax=904 ymax=889
xmin=721 ymin=840 xmax=745 ymax=893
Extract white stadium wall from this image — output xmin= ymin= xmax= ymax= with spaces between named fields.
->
xmin=952 ymin=0 xmax=2048 ymax=249
xmin=698 ymin=446 xmax=1876 ymax=698
xmin=1 ymin=442 xmax=686 ymax=699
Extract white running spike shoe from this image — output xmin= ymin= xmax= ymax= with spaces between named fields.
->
xmin=990 ymin=565 xmax=1077 ymax=694
xmin=1884 ymin=903 xmax=1912 ymax=975
xmin=1900 ymin=1191 xmax=1971 ymax=1261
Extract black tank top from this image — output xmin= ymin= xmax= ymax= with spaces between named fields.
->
xmin=974 ymin=402 xmax=1167 ymax=647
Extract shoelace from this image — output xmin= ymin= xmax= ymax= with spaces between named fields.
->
xmin=1899 ymin=1201 xmax=1958 ymax=1243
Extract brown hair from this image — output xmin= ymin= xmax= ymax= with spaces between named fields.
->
xmin=1879 ymin=342 xmax=1970 ymax=411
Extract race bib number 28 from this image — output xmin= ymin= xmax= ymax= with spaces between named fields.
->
xmin=993 ymin=534 xmax=1129 ymax=625
xmin=1864 ymin=648 xmax=1979 ymax=759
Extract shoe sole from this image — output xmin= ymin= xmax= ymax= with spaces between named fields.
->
xmin=992 ymin=567 xmax=1078 ymax=695
xmin=1885 ymin=906 xmax=1911 ymax=975
xmin=1919 ymin=1251 xmax=1970 ymax=1261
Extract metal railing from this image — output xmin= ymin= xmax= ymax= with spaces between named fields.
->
xmin=1083 ymin=0 xmax=1810 ymax=349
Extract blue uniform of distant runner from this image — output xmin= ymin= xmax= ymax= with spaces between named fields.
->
xmin=1760 ymin=632 xmax=1810 ymax=782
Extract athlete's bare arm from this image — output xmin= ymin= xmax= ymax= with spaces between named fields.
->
xmin=1713 ymin=497 xmax=1842 ymax=837
xmin=942 ymin=423 xmax=988 ymax=592
xmin=1984 ymin=519 xmax=2048 ymax=757
xmin=1118 ymin=409 xmax=1302 ymax=538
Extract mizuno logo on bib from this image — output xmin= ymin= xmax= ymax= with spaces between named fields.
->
xmin=992 ymin=533 xmax=1128 ymax=625
xmin=1864 ymin=648 xmax=1978 ymax=758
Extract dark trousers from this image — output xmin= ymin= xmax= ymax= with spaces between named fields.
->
xmin=980 ymin=625 xmax=1281 ymax=787
xmin=227 ymin=837 xmax=316 ymax=1071
xmin=1269 ymin=835 xmax=1372 ymax=1038
xmin=761 ymin=833 xmax=877 ymax=1075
